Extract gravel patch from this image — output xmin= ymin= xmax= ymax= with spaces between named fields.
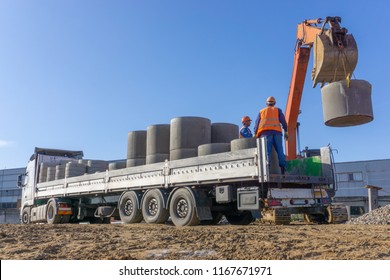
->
xmin=346 ymin=204 xmax=390 ymax=225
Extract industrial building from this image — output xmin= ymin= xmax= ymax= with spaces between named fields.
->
xmin=1 ymin=159 xmax=389 ymax=223
xmin=0 ymin=167 xmax=25 ymax=223
xmin=333 ymin=159 xmax=390 ymax=217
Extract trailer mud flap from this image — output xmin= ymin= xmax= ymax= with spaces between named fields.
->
xmin=188 ymin=188 xmax=212 ymax=221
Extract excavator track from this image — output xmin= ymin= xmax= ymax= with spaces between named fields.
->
xmin=261 ymin=208 xmax=291 ymax=225
xmin=327 ymin=204 xmax=348 ymax=224
xmin=304 ymin=204 xmax=349 ymax=224
xmin=303 ymin=213 xmax=326 ymax=224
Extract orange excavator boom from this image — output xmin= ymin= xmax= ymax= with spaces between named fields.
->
xmin=285 ymin=17 xmax=358 ymax=160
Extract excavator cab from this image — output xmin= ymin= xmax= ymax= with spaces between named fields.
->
xmin=312 ymin=17 xmax=358 ymax=88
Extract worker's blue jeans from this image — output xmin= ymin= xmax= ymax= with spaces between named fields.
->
xmin=262 ymin=134 xmax=286 ymax=168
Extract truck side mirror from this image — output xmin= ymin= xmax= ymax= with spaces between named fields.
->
xmin=17 ymin=174 xmax=25 ymax=188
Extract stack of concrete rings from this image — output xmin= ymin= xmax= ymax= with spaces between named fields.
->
xmin=198 ymin=123 xmax=238 ymax=156
xmin=170 ymin=117 xmax=211 ymax=160
xmin=126 ymin=130 xmax=147 ymax=167
xmin=146 ymin=124 xmax=170 ymax=164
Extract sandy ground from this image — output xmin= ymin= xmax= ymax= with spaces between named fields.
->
xmin=1 ymin=222 xmax=389 ymax=260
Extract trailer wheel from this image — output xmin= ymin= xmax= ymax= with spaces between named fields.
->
xmin=169 ymin=188 xmax=199 ymax=226
xmin=46 ymin=200 xmax=61 ymax=224
xmin=225 ymin=211 xmax=254 ymax=225
xmin=21 ymin=207 xmax=30 ymax=224
xmin=118 ymin=191 xmax=143 ymax=224
xmin=142 ymin=189 xmax=169 ymax=224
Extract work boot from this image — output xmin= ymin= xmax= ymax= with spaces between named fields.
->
xmin=281 ymin=166 xmax=285 ymax=175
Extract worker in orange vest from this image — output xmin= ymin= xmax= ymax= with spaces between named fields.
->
xmin=254 ymin=96 xmax=288 ymax=174
xmin=240 ymin=116 xmax=253 ymax=138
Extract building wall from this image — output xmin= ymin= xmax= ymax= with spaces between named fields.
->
xmin=0 ymin=168 xmax=25 ymax=223
xmin=0 ymin=209 xmax=20 ymax=224
xmin=334 ymin=159 xmax=390 ymax=215
xmin=0 ymin=168 xmax=24 ymax=208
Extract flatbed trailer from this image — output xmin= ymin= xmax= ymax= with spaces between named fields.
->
xmin=19 ymin=138 xmax=347 ymax=226
xmin=19 ymin=15 xmax=368 ymax=226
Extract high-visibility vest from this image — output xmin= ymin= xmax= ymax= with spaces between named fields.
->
xmin=256 ymin=106 xmax=282 ymax=137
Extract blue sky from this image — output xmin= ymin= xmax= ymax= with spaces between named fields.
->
xmin=0 ymin=0 xmax=389 ymax=168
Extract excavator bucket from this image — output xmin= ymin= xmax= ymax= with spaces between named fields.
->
xmin=312 ymin=32 xmax=358 ymax=88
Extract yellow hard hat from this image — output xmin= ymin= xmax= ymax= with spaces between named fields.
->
xmin=266 ymin=96 xmax=276 ymax=105
xmin=241 ymin=116 xmax=251 ymax=123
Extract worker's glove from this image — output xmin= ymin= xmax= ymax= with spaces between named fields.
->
xmin=284 ymin=132 xmax=288 ymax=141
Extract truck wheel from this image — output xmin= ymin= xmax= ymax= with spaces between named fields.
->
xmin=46 ymin=200 xmax=61 ymax=224
xmin=118 ymin=191 xmax=143 ymax=224
xmin=21 ymin=207 xmax=30 ymax=224
xmin=141 ymin=189 xmax=169 ymax=224
xmin=169 ymin=188 xmax=199 ymax=226
xmin=225 ymin=211 xmax=254 ymax=225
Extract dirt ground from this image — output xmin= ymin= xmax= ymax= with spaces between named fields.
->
xmin=1 ymin=222 xmax=389 ymax=260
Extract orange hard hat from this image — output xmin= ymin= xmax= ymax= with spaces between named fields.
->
xmin=241 ymin=116 xmax=251 ymax=123
xmin=266 ymin=96 xmax=276 ymax=105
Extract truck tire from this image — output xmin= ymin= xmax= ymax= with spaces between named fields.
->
xmin=141 ymin=189 xmax=169 ymax=224
xmin=225 ymin=211 xmax=254 ymax=225
xmin=169 ymin=188 xmax=200 ymax=226
xmin=118 ymin=191 xmax=143 ymax=224
xmin=21 ymin=207 xmax=31 ymax=224
xmin=46 ymin=200 xmax=61 ymax=224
